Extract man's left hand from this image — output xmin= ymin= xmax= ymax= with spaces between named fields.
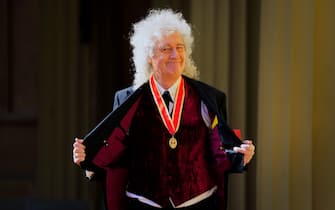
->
xmin=233 ymin=140 xmax=255 ymax=166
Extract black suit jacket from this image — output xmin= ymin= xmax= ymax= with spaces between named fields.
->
xmin=81 ymin=76 xmax=243 ymax=172
xmin=80 ymin=76 xmax=245 ymax=210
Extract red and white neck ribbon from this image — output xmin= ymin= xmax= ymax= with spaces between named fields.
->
xmin=149 ymin=75 xmax=185 ymax=136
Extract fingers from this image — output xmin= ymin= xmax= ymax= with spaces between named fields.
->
xmin=73 ymin=138 xmax=85 ymax=149
xmin=75 ymin=137 xmax=84 ymax=143
xmin=234 ymin=140 xmax=255 ymax=153
xmin=73 ymin=152 xmax=86 ymax=165
xmin=233 ymin=147 xmax=245 ymax=153
xmin=73 ymin=138 xmax=86 ymax=165
xmin=242 ymin=140 xmax=253 ymax=145
xmin=233 ymin=140 xmax=255 ymax=166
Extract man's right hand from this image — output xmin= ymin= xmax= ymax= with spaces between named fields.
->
xmin=73 ymin=138 xmax=86 ymax=165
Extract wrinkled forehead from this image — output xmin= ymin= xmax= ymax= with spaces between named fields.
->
xmin=152 ymin=31 xmax=184 ymax=47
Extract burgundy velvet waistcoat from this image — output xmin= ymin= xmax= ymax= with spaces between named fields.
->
xmin=126 ymin=81 xmax=215 ymax=207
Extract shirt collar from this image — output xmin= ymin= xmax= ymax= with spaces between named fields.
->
xmin=154 ymin=77 xmax=181 ymax=102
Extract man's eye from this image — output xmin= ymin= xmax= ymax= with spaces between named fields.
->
xmin=176 ymin=46 xmax=185 ymax=51
xmin=161 ymin=47 xmax=172 ymax=53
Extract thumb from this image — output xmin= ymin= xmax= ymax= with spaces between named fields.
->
xmin=233 ymin=146 xmax=244 ymax=153
xmin=75 ymin=138 xmax=84 ymax=143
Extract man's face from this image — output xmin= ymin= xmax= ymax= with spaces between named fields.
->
xmin=149 ymin=32 xmax=185 ymax=83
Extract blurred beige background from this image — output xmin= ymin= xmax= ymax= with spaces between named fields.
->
xmin=1 ymin=0 xmax=334 ymax=210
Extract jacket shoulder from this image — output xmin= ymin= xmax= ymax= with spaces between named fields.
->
xmin=183 ymin=76 xmax=228 ymax=121
xmin=113 ymin=86 xmax=135 ymax=110
xmin=184 ymin=76 xmax=226 ymax=97
xmin=115 ymin=86 xmax=134 ymax=96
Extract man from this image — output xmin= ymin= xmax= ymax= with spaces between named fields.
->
xmin=73 ymin=9 xmax=255 ymax=210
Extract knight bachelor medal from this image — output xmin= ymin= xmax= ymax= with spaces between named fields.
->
xmin=149 ymin=74 xmax=185 ymax=150
xmin=169 ymin=137 xmax=177 ymax=149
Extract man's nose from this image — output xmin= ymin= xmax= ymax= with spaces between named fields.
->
xmin=169 ymin=48 xmax=178 ymax=58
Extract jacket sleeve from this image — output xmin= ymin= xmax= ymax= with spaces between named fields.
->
xmin=93 ymin=93 xmax=141 ymax=169
xmin=80 ymin=87 xmax=135 ymax=173
xmin=79 ymin=88 xmax=126 ymax=181
xmin=216 ymin=93 xmax=245 ymax=173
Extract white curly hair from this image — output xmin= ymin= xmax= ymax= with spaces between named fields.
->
xmin=130 ymin=9 xmax=199 ymax=89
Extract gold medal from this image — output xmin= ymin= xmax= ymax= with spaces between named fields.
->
xmin=169 ymin=137 xmax=178 ymax=149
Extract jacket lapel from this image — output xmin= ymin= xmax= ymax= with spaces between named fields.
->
xmin=185 ymin=77 xmax=242 ymax=148
xmin=81 ymin=83 xmax=148 ymax=170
